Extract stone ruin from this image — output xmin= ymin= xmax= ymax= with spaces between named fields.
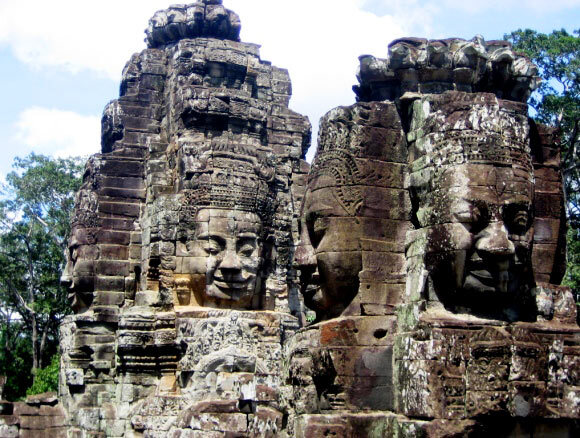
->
xmin=0 ymin=1 xmax=577 ymax=437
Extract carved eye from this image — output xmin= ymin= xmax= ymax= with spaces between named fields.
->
xmin=203 ymin=237 xmax=224 ymax=256
xmin=237 ymin=238 xmax=257 ymax=257
xmin=454 ymin=205 xmax=486 ymax=232
xmin=454 ymin=208 xmax=476 ymax=223
xmin=68 ymin=244 xmax=80 ymax=263
xmin=309 ymin=217 xmax=327 ymax=248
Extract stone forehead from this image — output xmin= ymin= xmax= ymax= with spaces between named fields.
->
xmin=408 ymin=93 xmax=534 ymax=182
xmin=196 ymin=208 xmax=261 ymax=222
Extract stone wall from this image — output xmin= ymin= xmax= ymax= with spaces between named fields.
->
xmin=0 ymin=393 xmax=66 ymax=438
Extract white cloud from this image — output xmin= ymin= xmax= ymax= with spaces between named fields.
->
xmin=0 ymin=1 xmax=169 ymax=80
xmin=14 ymin=107 xmax=100 ymax=158
xmin=234 ymin=0 xmax=436 ymax=159
xmin=0 ymin=0 xmax=433 ymax=80
xmin=7 ymin=0 xmax=575 ymax=161
xmin=0 ymin=0 xmax=435 ymax=160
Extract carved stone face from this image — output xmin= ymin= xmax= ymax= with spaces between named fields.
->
xmin=295 ymin=186 xmax=362 ymax=320
xmin=416 ymin=164 xmax=534 ymax=315
xmin=194 ymin=208 xmax=263 ymax=307
xmin=61 ymin=227 xmax=97 ymax=313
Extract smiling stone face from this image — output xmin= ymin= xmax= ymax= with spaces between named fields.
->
xmin=61 ymin=225 xmax=97 ymax=313
xmin=194 ymin=209 xmax=263 ymax=307
xmin=406 ymin=91 xmax=537 ymax=320
xmin=449 ymin=166 xmax=533 ymax=297
xmin=294 ymin=102 xmax=409 ymax=321
xmin=413 ymin=164 xmax=534 ymax=315
xmin=60 ymin=185 xmax=101 ymax=314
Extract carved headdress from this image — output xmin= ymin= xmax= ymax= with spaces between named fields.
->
xmin=178 ymin=140 xmax=278 ymax=232
xmin=408 ymin=92 xmax=535 ymax=203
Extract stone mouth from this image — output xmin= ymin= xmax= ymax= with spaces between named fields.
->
xmin=300 ymin=272 xmax=320 ymax=298
xmin=213 ymin=279 xmax=249 ymax=291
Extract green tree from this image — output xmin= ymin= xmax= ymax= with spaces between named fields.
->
xmin=26 ymin=354 xmax=60 ymax=396
xmin=0 ymin=321 xmax=32 ymax=400
xmin=0 ymin=154 xmax=84 ymax=400
xmin=505 ymin=29 xmax=580 ymax=293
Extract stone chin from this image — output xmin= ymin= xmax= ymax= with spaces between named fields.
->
xmin=67 ymin=286 xmax=95 ymax=314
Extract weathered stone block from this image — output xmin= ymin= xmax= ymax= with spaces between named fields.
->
xmin=188 ymin=413 xmax=247 ymax=433
xmin=19 ymin=414 xmax=65 ymax=429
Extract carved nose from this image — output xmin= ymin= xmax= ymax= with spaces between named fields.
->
xmin=294 ymin=242 xmax=317 ymax=271
xmin=475 ymin=222 xmax=515 ymax=256
xmin=60 ymin=274 xmax=73 ymax=288
xmin=220 ymin=250 xmax=242 ymax=272
xmin=61 ymin=261 xmax=73 ymax=288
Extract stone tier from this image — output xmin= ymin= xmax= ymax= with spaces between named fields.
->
xmin=146 ymin=1 xmax=241 ymax=48
xmin=354 ymin=36 xmax=540 ymax=103
xmin=395 ymin=303 xmax=580 ymax=431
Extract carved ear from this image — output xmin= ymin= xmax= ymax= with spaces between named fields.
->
xmin=255 ymin=234 xmax=276 ymax=310
xmin=252 ymin=276 xmax=263 ymax=310
xmin=260 ymin=233 xmax=276 ymax=272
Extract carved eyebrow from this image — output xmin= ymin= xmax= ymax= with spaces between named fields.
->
xmin=197 ymin=233 xmax=227 ymax=244
xmin=237 ymin=233 xmax=258 ymax=239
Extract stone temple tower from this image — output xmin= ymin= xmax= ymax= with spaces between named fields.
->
xmin=59 ymin=1 xmax=311 ymax=435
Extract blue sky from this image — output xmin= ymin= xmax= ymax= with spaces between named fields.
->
xmin=0 ymin=0 xmax=578 ymax=180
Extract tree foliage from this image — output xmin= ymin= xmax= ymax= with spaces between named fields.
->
xmin=26 ymin=354 xmax=60 ymax=397
xmin=0 ymin=322 xmax=32 ymax=400
xmin=505 ymin=29 xmax=580 ymax=223
xmin=0 ymin=154 xmax=84 ymax=400
xmin=505 ymin=29 xmax=580 ymax=294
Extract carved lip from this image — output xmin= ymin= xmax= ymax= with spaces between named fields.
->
xmin=466 ymin=269 xmax=509 ymax=291
xmin=469 ymin=269 xmax=493 ymax=281
xmin=213 ymin=278 xmax=249 ymax=291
